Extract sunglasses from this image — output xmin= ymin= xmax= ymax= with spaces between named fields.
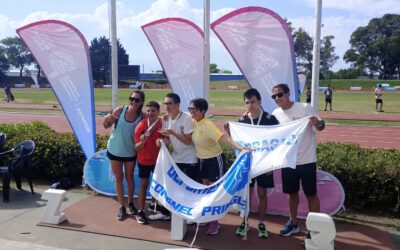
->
xmin=163 ymin=102 xmax=174 ymax=105
xmin=129 ymin=97 xmax=141 ymax=103
xmin=271 ymin=92 xmax=285 ymax=100
xmin=187 ymin=107 xmax=200 ymax=112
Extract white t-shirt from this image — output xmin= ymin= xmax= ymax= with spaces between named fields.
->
xmin=163 ymin=111 xmax=197 ymax=164
xmin=374 ymin=88 xmax=382 ymax=99
xmin=272 ymin=102 xmax=319 ymax=165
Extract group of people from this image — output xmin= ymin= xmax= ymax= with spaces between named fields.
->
xmin=306 ymin=83 xmax=386 ymax=113
xmin=103 ymin=83 xmax=326 ymax=240
xmin=305 ymin=84 xmax=333 ymax=111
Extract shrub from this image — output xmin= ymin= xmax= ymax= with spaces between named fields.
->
xmin=317 ymin=143 xmax=400 ymax=212
xmin=1 ymin=122 xmax=399 ymax=211
xmin=0 ymin=122 xmax=108 ymax=182
xmin=224 ymin=142 xmax=400 ymax=212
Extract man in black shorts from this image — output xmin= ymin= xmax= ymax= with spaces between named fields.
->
xmin=271 ymin=83 xmax=325 ymax=240
xmin=225 ymin=88 xmax=279 ymax=238
xmin=324 ymin=85 xmax=333 ymax=111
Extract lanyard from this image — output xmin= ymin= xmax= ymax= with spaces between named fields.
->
xmin=248 ymin=111 xmax=263 ymax=126
xmin=167 ymin=111 xmax=182 ymax=129
xmin=146 ymin=117 xmax=159 ymax=135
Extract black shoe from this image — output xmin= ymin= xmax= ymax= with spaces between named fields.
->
xmin=148 ymin=203 xmax=163 ymax=213
xmin=301 ymin=232 xmax=312 ymax=246
xmin=128 ymin=202 xmax=138 ymax=215
xmin=135 ymin=210 xmax=148 ymax=224
xmin=117 ymin=207 xmax=127 ymax=221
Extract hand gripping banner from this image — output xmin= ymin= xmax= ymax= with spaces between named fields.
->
xmin=142 ymin=18 xmax=204 ymax=111
xmin=17 ymin=20 xmax=96 ymax=158
xmin=151 ymin=142 xmax=250 ymax=223
xmin=211 ymin=7 xmax=299 ymax=113
xmin=229 ymin=116 xmax=310 ymax=178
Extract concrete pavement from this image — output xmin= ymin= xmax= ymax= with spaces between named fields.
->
xmin=0 ymin=186 xmax=177 ymax=250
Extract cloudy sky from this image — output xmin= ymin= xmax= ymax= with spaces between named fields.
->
xmin=0 ymin=0 xmax=398 ymax=73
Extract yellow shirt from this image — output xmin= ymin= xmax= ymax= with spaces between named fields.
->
xmin=192 ymin=117 xmax=223 ymax=159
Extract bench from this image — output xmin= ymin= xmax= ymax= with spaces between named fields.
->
xmin=14 ymin=83 xmax=26 ymax=88
xmin=385 ymin=87 xmax=397 ymax=92
xmin=318 ymin=87 xmax=328 ymax=92
xmin=350 ymin=86 xmax=362 ymax=91
xmin=228 ymin=85 xmax=239 ymax=90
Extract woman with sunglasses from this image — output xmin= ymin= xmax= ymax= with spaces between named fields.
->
xmin=188 ymin=98 xmax=249 ymax=236
xmin=103 ymin=90 xmax=145 ymax=221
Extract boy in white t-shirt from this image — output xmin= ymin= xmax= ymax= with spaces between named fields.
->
xmin=147 ymin=93 xmax=198 ymax=221
xmin=271 ymin=84 xmax=325 ymax=240
xmin=160 ymin=93 xmax=198 ymax=179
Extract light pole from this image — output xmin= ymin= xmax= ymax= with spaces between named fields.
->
xmin=110 ymin=0 xmax=119 ymax=109
xmin=311 ymin=0 xmax=322 ymax=111
xmin=203 ymin=0 xmax=210 ymax=101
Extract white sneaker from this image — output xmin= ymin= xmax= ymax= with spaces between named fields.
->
xmin=148 ymin=213 xmax=171 ymax=221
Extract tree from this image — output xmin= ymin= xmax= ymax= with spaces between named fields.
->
xmin=0 ymin=36 xmax=34 ymax=76
xmin=331 ymin=68 xmax=367 ymax=79
xmin=210 ymin=63 xmax=220 ymax=73
xmin=344 ymin=14 xmax=400 ymax=79
xmin=89 ymin=36 xmax=129 ymax=83
xmin=294 ymin=28 xmax=313 ymax=73
xmin=294 ymin=28 xmax=339 ymax=78
xmin=320 ymin=35 xmax=339 ymax=78
xmin=0 ymin=47 xmax=10 ymax=82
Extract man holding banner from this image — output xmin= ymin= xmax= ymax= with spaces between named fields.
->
xmin=271 ymin=84 xmax=325 ymax=238
xmin=225 ymin=88 xmax=279 ymax=239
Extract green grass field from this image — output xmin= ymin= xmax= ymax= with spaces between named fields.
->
xmin=6 ymin=86 xmax=399 ymax=115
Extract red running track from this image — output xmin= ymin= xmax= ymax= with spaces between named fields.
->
xmin=1 ymin=112 xmax=399 ymax=150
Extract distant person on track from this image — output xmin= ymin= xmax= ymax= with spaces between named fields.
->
xmin=306 ymin=87 xmax=311 ymax=104
xmin=374 ymin=84 xmax=384 ymax=112
xmin=3 ymin=83 xmax=14 ymax=102
xmin=324 ymin=85 xmax=333 ymax=111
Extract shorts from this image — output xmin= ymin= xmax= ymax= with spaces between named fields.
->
xmin=176 ymin=162 xmax=199 ymax=182
xmin=325 ymin=98 xmax=332 ymax=103
xmin=107 ymin=151 xmax=136 ymax=162
xmin=199 ymin=154 xmax=225 ymax=182
xmin=376 ymin=99 xmax=383 ymax=104
xmin=281 ymin=162 xmax=317 ymax=196
xmin=138 ymin=163 xmax=155 ymax=179
xmin=250 ymin=172 xmax=274 ymax=189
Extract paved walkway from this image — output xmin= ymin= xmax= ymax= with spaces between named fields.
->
xmin=0 ymin=187 xmax=174 ymax=250
xmin=0 ymin=186 xmax=398 ymax=250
